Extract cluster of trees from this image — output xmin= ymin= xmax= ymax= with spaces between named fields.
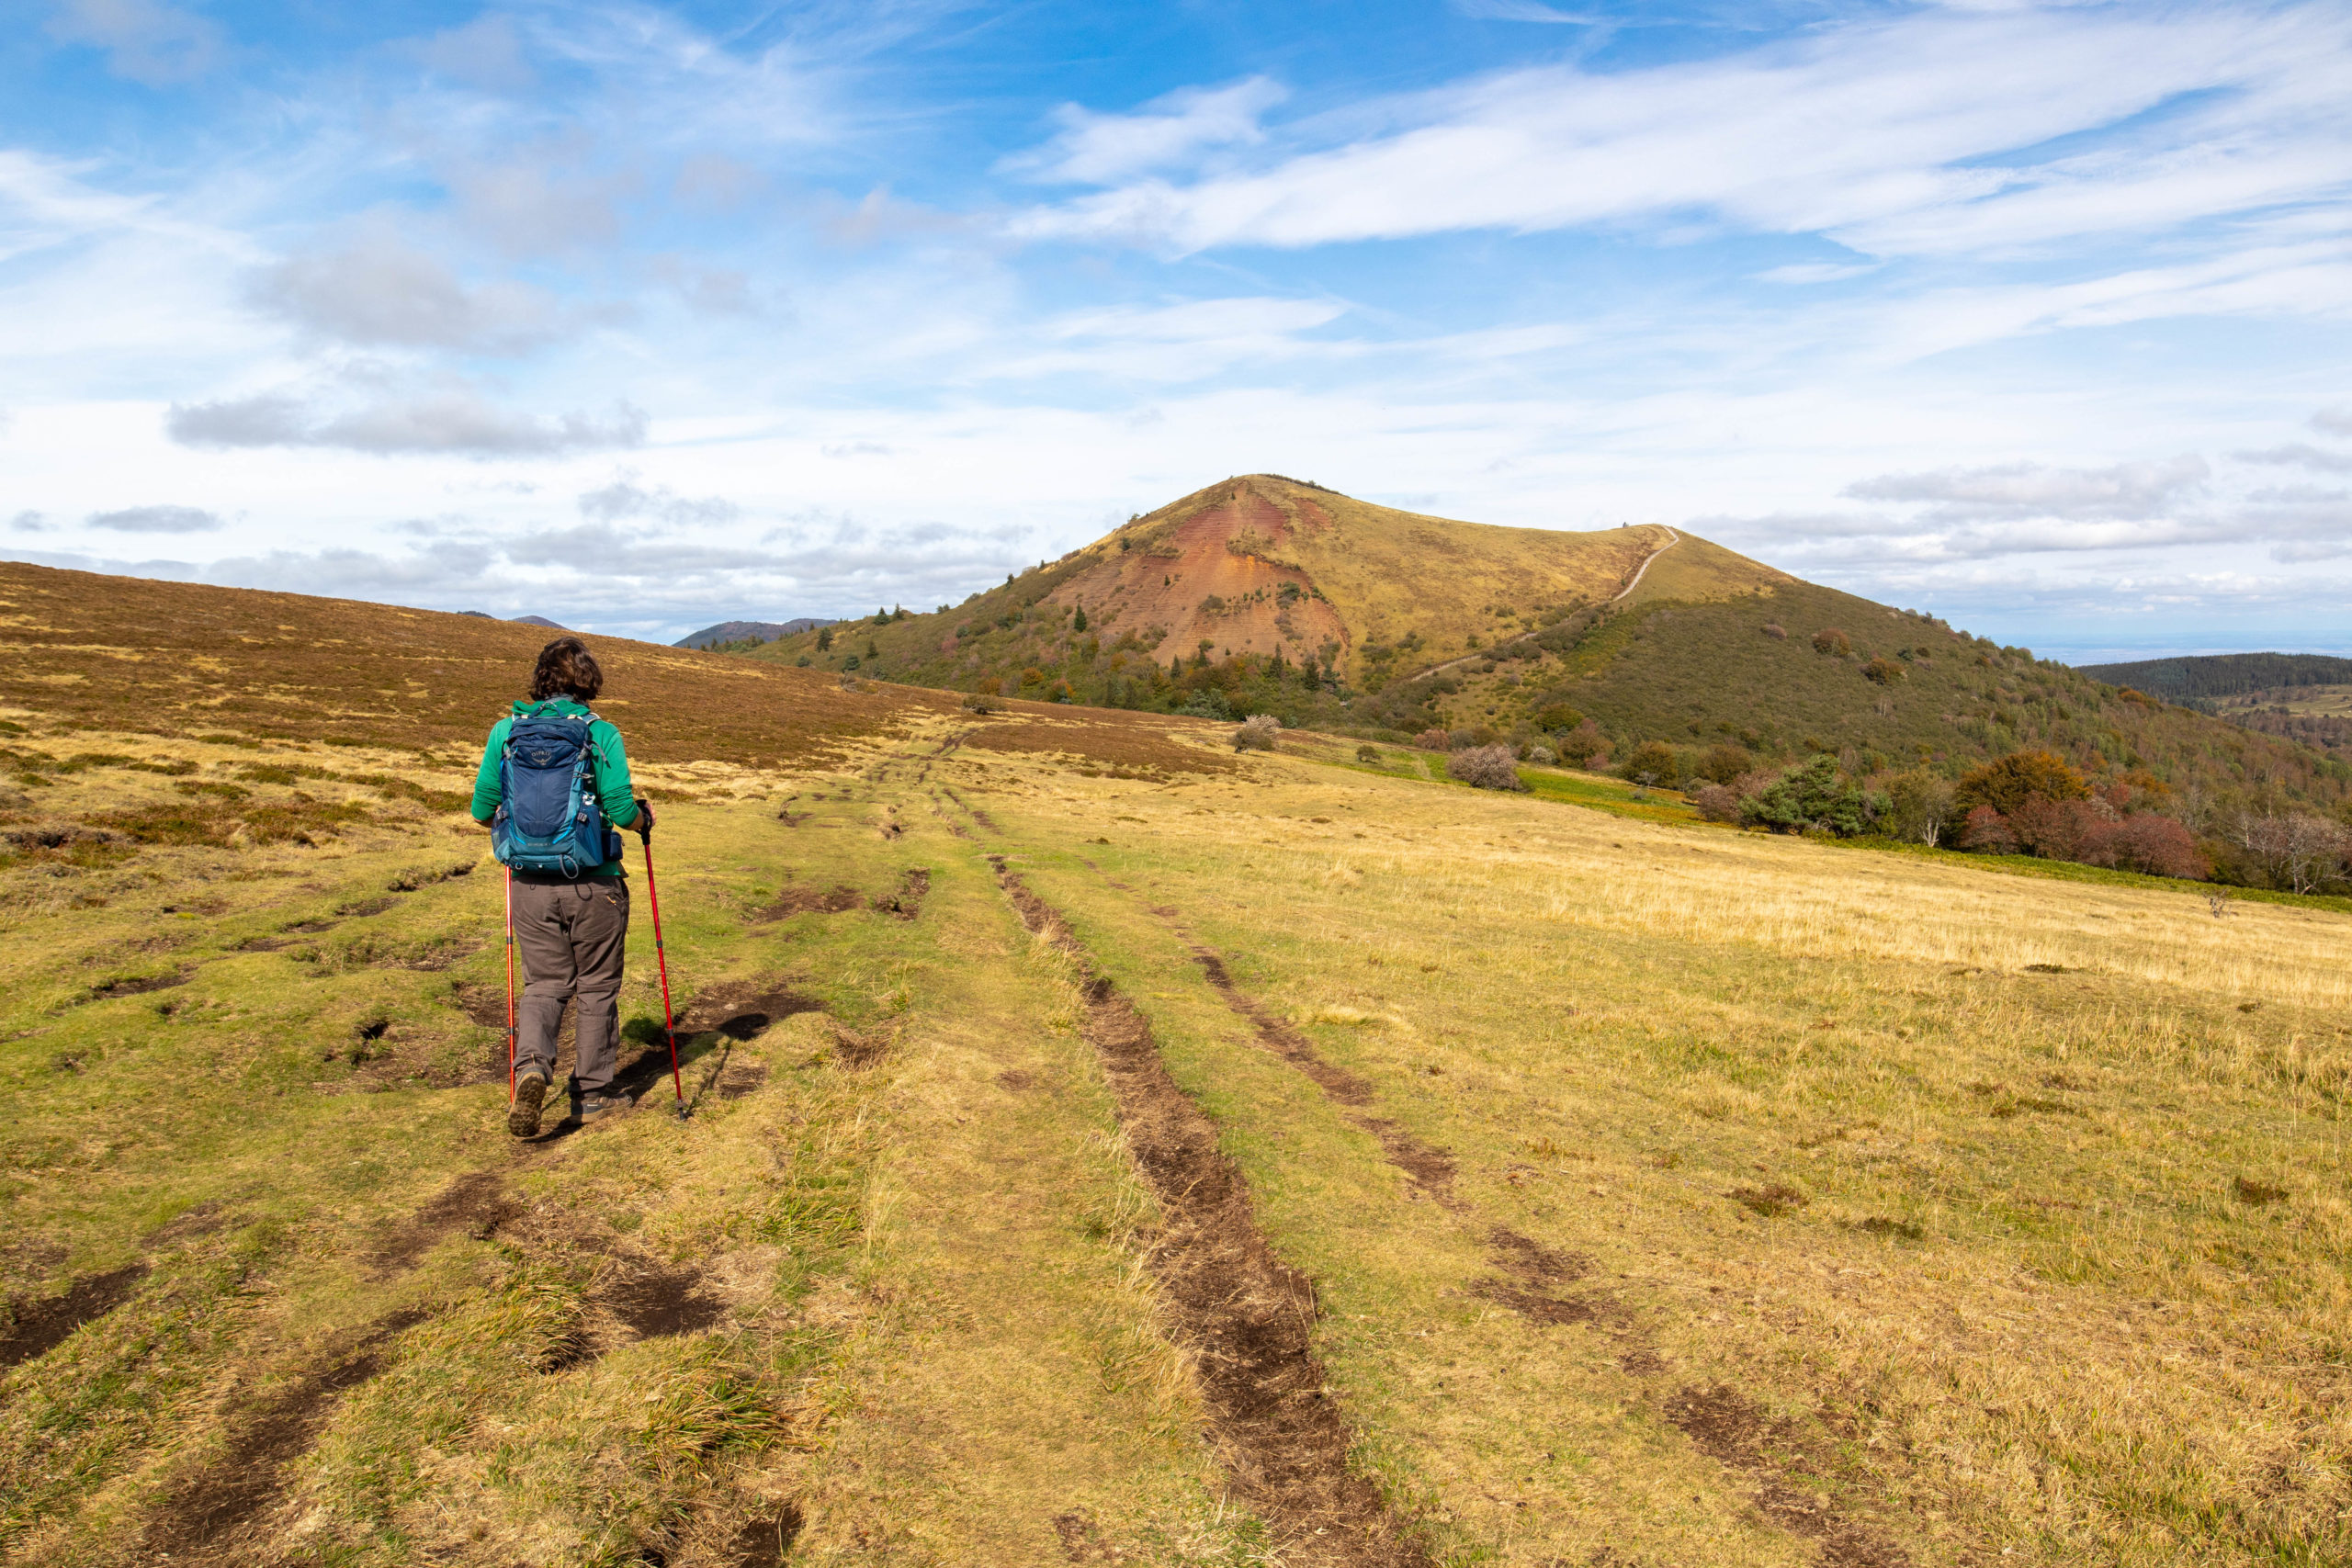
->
xmin=1661 ymin=745 xmax=2349 ymax=890
xmin=1401 ymin=724 xmax=2347 ymax=892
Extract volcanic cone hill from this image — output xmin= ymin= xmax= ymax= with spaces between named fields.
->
xmin=750 ymin=476 xmax=2350 ymax=813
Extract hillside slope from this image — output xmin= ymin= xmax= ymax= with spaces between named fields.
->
xmin=2078 ymin=652 xmax=2352 ymax=700
xmin=746 ymin=477 xmax=2349 ymax=815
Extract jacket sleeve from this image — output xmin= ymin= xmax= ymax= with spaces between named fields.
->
xmin=469 ymin=719 xmax=509 ymax=823
xmin=593 ymin=721 xmax=640 ymax=828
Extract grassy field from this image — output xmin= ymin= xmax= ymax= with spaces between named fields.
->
xmin=2 ymin=576 xmax=2347 ymax=1564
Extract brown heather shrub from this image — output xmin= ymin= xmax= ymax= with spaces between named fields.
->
xmin=1447 ymin=745 xmax=1527 ymax=791
xmin=1691 ymin=784 xmax=1741 ymax=823
xmin=1415 ymin=728 xmax=1450 ymax=750
xmin=1861 ymin=657 xmax=1905 ymax=684
xmin=1761 ymin=623 xmax=1786 ymax=639
xmin=1812 ymin=627 xmax=1851 ymax=657
xmin=1233 ymin=715 xmax=1281 ymax=752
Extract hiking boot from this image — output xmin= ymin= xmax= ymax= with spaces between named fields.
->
xmin=507 ymin=1072 xmax=549 ymax=1138
xmin=576 ymin=1091 xmax=630 ymax=1122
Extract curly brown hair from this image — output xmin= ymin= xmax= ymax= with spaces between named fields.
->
xmin=529 ymin=637 xmax=603 ymax=704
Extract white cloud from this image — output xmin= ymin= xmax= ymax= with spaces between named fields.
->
xmin=1004 ymin=78 xmax=1288 ymax=186
xmin=46 ymin=0 xmax=222 ymax=85
xmin=2234 ymin=442 xmax=2352 ymax=474
xmin=1843 ymin=456 xmax=2211 ymax=524
xmin=399 ymin=15 xmax=536 ymax=95
xmin=249 ymin=228 xmax=568 ymax=353
xmin=87 ymin=503 xmax=220 ymax=533
xmin=166 ymin=388 xmax=649 ymax=457
xmin=2314 ymin=407 xmax=2352 ymax=437
xmin=577 ymin=472 xmax=739 ymax=525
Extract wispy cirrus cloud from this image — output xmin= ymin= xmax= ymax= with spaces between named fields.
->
xmin=1011 ymin=6 xmax=2352 ymax=260
xmin=1002 ymin=78 xmax=1288 ymax=185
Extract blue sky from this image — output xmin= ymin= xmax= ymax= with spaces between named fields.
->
xmin=3 ymin=1 xmax=2348 ymax=660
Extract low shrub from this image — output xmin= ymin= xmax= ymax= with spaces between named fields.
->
xmin=1525 ymin=744 xmax=1556 ymax=766
xmin=1354 ymin=744 xmax=1382 ymax=763
xmin=1861 ymin=657 xmax=1905 ymax=684
xmin=1691 ymin=783 xmax=1741 ymax=823
xmin=1617 ymin=739 xmax=1679 ymax=788
xmin=1414 ymin=728 xmax=1450 ymax=750
xmin=1447 ymin=745 xmax=1527 ymax=791
xmin=1812 ymin=628 xmax=1850 ymax=657
xmin=1233 ymin=715 xmax=1281 ymax=752
xmin=960 ymin=692 xmax=1001 ymax=715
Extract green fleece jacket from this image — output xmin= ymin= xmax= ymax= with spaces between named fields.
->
xmin=470 ymin=699 xmax=641 ymax=877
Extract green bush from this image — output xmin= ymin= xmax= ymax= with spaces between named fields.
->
xmin=1738 ymin=755 xmax=1882 ymax=836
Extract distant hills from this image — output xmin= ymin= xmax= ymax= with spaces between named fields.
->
xmin=459 ymin=612 xmax=569 ymax=630
xmin=740 ymin=474 xmax=2348 ymax=814
xmin=674 ymin=618 xmax=836 ymax=651
xmin=2076 ymin=652 xmax=2352 ymax=701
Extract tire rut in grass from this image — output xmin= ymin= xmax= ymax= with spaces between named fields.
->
xmin=145 ymin=1307 xmax=430 ymax=1560
xmin=988 ymin=856 xmax=1431 ymax=1568
xmin=1188 ymin=948 xmax=1461 ymax=1208
xmin=0 ymin=1263 xmax=149 ymax=1369
xmin=1666 ymin=1384 xmax=1913 ymax=1568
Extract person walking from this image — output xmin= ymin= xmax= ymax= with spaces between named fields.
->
xmin=470 ymin=636 xmax=654 ymax=1137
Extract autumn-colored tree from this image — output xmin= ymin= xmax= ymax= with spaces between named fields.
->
xmin=1953 ymin=750 xmax=2089 ymax=817
xmin=1694 ymin=743 xmax=1751 ymax=785
xmin=1618 ymin=740 xmax=1680 ymax=788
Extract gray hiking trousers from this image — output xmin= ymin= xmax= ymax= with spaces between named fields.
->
xmin=512 ymin=875 xmax=630 ymax=1097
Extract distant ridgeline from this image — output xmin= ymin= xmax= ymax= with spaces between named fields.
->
xmin=733 ymin=474 xmax=2348 ymax=827
xmin=2076 ymin=653 xmax=2352 ymax=704
xmin=673 ymin=617 xmax=837 ymax=652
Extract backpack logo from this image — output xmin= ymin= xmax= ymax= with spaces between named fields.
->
xmin=492 ymin=715 xmax=617 ymax=876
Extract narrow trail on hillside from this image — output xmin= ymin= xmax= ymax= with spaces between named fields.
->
xmin=983 ymin=853 xmax=1433 ymax=1568
xmin=1415 ymin=523 xmax=1680 ymax=682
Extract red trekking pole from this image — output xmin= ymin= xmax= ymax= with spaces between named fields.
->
xmin=640 ymin=827 xmax=686 ymax=1120
xmin=503 ymin=867 xmax=517 ymax=1101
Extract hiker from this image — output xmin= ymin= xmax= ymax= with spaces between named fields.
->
xmin=471 ymin=637 xmax=654 ymax=1137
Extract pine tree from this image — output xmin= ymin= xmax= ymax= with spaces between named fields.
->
xmin=816 ymin=626 xmax=833 ymax=651
xmin=1073 ymin=605 xmax=1088 ymax=632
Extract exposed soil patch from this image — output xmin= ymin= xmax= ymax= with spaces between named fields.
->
xmin=607 ymin=1265 xmax=729 ymax=1338
xmin=1056 ymin=1511 xmax=1124 ymax=1562
xmin=989 ymin=858 xmax=1430 ymax=1568
xmin=84 ymin=968 xmax=190 ymax=1000
xmin=752 ymin=884 xmax=863 ymax=921
xmin=0 ymin=1263 xmax=148 ymax=1369
xmin=716 ymin=1062 xmax=769 ymax=1100
xmin=336 ymin=896 xmax=400 ymax=918
xmin=1489 ymin=1226 xmax=1591 ymax=1287
xmin=997 ymin=1069 xmax=1035 ymax=1091
xmin=1474 ymin=1279 xmax=1604 ymax=1325
xmin=877 ymin=866 xmax=930 ymax=920
xmin=280 ymin=918 xmax=337 ymax=934
xmin=1188 ymin=946 xmax=1460 ymax=1206
xmin=231 ymin=935 xmax=291 ymax=953
xmin=730 ymin=1503 xmax=806 ymax=1567
xmin=146 ymin=1308 xmax=429 ymax=1558
xmin=374 ymin=1170 xmax=524 ymax=1272
xmin=676 ymin=981 xmax=825 ymax=1043
xmin=1665 ymin=1384 xmax=1911 ymax=1568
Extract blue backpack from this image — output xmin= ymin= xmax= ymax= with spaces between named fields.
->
xmin=491 ymin=713 xmax=622 ymax=876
